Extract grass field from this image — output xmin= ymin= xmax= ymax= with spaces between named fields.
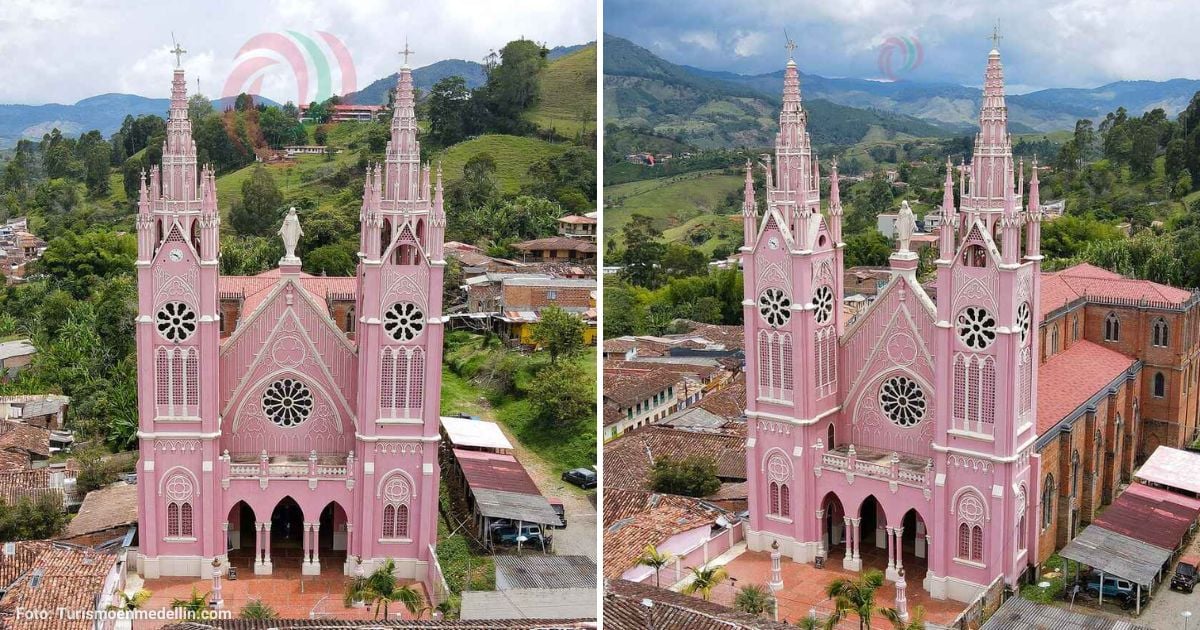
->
xmin=527 ymin=45 xmax=596 ymax=137
xmin=661 ymin=213 xmax=743 ymax=256
xmin=604 ymin=169 xmax=743 ymax=245
xmin=436 ymin=134 xmax=567 ymax=195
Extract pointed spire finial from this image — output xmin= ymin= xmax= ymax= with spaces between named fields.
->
xmin=400 ymin=38 xmax=415 ymax=68
xmin=784 ymin=29 xmax=797 ymax=61
xmin=989 ymin=22 xmax=1003 ymax=51
xmin=171 ymin=32 xmax=187 ymax=68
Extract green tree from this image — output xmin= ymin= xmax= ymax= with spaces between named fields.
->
xmin=109 ymin=589 xmax=152 ymax=612
xmin=485 ymin=39 xmax=548 ymax=120
xmin=304 ymin=243 xmax=356 ymax=276
xmin=527 ymin=361 xmax=593 ymax=428
xmin=733 ymin=583 xmax=775 ymax=617
xmin=681 ymin=565 xmax=727 ymax=601
xmin=74 ymin=446 xmax=118 ymax=494
xmin=844 ymin=231 xmax=893 ymax=267
xmin=650 ymin=455 xmax=721 ymax=497
xmin=343 ymin=558 xmax=424 ymax=620
xmin=230 ymin=165 xmax=284 ymax=236
xmin=35 ymin=231 xmax=136 ymax=297
xmin=240 ymin=599 xmax=278 ymax=619
xmin=84 ymin=141 xmax=112 ymax=196
xmin=636 ymin=545 xmax=673 ymax=588
xmin=170 ymin=588 xmax=211 ymax=618
xmin=0 ymin=494 xmax=69 ymax=541
xmin=530 ymin=305 xmax=585 ymax=364
xmin=427 ymin=75 xmax=473 ymax=147
xmin=826 ymin=569 xmax=901 ymax=630
xmin=188 ymin=94 xmax=214 ymax=122
xmin=661 ymin=243 xmax=708 ymax=279
xmin=619 ymin=214 xmax=666 ymax=288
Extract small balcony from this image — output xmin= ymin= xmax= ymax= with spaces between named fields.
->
xmin=818 ymin=444 xmax=933 ymax=490
xmin=220 ymin=450 xmax=354 ymax=489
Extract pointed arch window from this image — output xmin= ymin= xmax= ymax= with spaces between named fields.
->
xmin=1071 ymin=451 xmax=1080 ymax=496
xmin=381 ymin=346 xmax=425 ymax=418
xmin=164 ymin=473 xmax=195 ymax=539
xmin=827 ymin=423 xmax=835 ymax=450
xmin=1072 ymin=314 xmax=1080 ymax=341
xmin=155 ymin=346 xmax=199 ymax=417
xmin=765 ymin=453 xmax=791 ymax=519
xmin=955 ymin=490 xmax=986 ymax=563
xmin=1104 ymin=312 xmax=1120 ymax=342
xmin=1154 ymin=372 xmax=1166 ymax=398
xmin=1041 ymin=473 xmax=1055 ymax=530
xmin=380 ymin=475 xmax=412 ymax=541
xmin=1153 ymin=318 xmax=1169 ymax=347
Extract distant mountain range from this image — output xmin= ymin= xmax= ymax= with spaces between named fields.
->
xmin=605 ymin=33 xmax=1200 ymax=145
xmin=0 ymin=42 xmax=594 ymax=149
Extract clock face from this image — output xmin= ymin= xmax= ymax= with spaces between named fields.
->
xmin=768 ymin=237 xmax=780 ymax=250
xmin=169 ymin=248 xmax=183 ymax=262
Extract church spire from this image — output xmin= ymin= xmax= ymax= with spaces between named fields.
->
xmin=742 ymin=160 xmax=757 ymax=247
xmin=828 ymin=159 xmax=843 ymax=244
xmin=961 ymin=43 xmax=1015 ymax=227
xmin=769 ymin=45 xmax=818 ymax=230
xmin=384 ymin=49 xmax=423 ymax=205
xmin=939 ymin=159 xmax=957 ymax=260
xmin=161 ymin=58 xmax=199 ymax=202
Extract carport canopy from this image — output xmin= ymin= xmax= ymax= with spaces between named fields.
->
xmin=1059 ymin=524 xmax=1171 ymax=586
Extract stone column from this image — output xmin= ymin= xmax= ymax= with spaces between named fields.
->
xmin=768 ymin=541 xmax=783 ymax=623
xmin=895 ymin=526 xmax=904 ymax=574
xmin=254 ymin=522 xmax=272 ymax=575
xmin=302 ymin=522 xmax=320 ymax=575
xmin=842 ymin=516 xmax=855 ymax=570
xmin=895 ymin=569 xmax=909 ymax=623
xmin=885 ymin=527 xmax=897 ymax=579
xmin=845 ymin=517 xmax=862 ymax=571
xmin=815 ymin=509 xmax=826 ymax=559
xmin=211 ymin=558 xmax=223 ymax=609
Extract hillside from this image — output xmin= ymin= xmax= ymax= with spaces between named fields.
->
xmin=527 ymin=44 xmax=596 ymax=137
xmin=678 ymin=53 xmax=1200 ymax=133
xmin=603 ymin=34 xmax=949 ymax=150
xmin=0 ymin=94 xmax=275 ymax=150
xmin=437 ymin=134 xmax=567 ymax=195
xmin=604 ymin=169 xmax=743 ymax=246
xmin=344 ymin=59 xmax=488 ymax=105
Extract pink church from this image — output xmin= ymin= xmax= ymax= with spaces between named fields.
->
xmin=742 ymin=45 xmax=1042 ymax=602
xmin=134 ymin=59 xmax=446 ymax=582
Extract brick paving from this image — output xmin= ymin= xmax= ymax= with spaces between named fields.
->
xmin=136 ymin=547 xmax=428 ymax=628
xmin=707 ymin=546 xmax=966 ymax=627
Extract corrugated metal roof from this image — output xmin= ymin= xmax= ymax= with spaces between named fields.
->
xmin=454 ymin=450 xmax=539 ymax=495
xmin=1093 ymin=483 xmax=1200 ymax=550
xmin=1059 ymin=524 xmax=1171 ymax=585
xmin=441 ymin=417 xmax=514 ymax=451
xmin=460 ymin=587 xmax=597 ymax=620
xmin=494 ymin=555 xmax=596 ymax=590
xmin=982 ymin=595 xmax=1152 ymax=629
xmin=1135 ymin=446 xmax=1200 ymax=494
xmin=472 ymin=488 xmax=561 ymax=526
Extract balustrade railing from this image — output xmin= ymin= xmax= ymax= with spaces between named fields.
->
xmin=220 ymin=450 xmax=354 ymax=480
xmin=819 ymin=445 xmax=932 ymax=487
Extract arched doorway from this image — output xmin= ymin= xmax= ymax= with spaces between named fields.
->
xmin=898 ymin=508 xmax=929 ymax=583
xmin=270 ymin=496 xmax=305 ymax=569
xmin=316 ymin=501 xmax=349 ymax=574
xmin=819 ymin=492 xmax=846 ymax=562
xmin=858 ymin=496 xmax=887 ymax=570
xmin=226 ymin=501 xmax=256 ymax=569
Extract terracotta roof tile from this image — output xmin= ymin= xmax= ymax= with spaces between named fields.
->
xmin=1039 ymin=263 xmax=1194 ymax=318
xmin=0 ymin=543 xmax=118 ymax=630
xmin=0 ymin=468 xmax=62 ymax=505
xmin=219 ymin=269 xmax=356 ymax=317
xmin=603 ymin=427 xmax=745 ymax=491
xmin=697 ymin=374 xmax=746 ymax=420
xmin=603 ymin=370 xmax=684 ymax=411
xmin=64 ymin=483 xmax=138 ymax=537
xmin=513 ymin=237 xmax=596 ymax=253
xmin=0 ymin=422 xmax=50 ymax=459
xmin=1037 ymin=339 xmax=1136 ymax=435
xmin=603 ymin=489 xmax=732 ymax=579
xmin=605 ymin=579 xmax=795 ymax=630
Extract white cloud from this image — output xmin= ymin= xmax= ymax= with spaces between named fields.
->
xmin=679 ymin=30 xmax=720 ymax=52
xmin=732 ymin=31 xmax=767 ymax=58
xmin=0 ymin=0 xmax=596 ymax=104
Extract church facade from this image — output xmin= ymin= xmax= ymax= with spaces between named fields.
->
xmin=742 ymin=45 xmax=1041 ymax=602
xmin=134 ymin=59 xmax=446 ymax=581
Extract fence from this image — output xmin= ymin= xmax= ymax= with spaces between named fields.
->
xmin=942 ymin=574 xmax=1008 ymax=630
xmin=426 ymin=543 xmax=452 ymax=607
xmin=642 ymin=521 xmax=746 ymax=587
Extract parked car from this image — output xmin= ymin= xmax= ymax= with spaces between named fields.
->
xmin=549 ymin=497 xmax=566 ymax=528
xmin=494 ymin=525 xmax=545 ymax=546
xmin=1086 ymin=574 xmax=1148 ymax=608
xmin=562 ymin=468 xmax=597 ymax=489
xmin=1173 ymin=556 xmax=1200 ymax=593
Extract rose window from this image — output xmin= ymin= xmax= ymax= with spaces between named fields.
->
xmin=155 ymin=302 xmax=197 ymax=343
xmin=262 ymin=379 xmax=314 ymax=427
xmin=165 ymin=475 xmax=194 ymax=502
xmin=956 ymin=306 xmax=997 ymax=350
xmin=1016 ymin=302 xmax=1031 ymax=344
xmin=384 ymin=477 xmax=412 ymax=503
xmin=813 ymin=285 xmax=834 ymax=325
xmin=383 ymin=302 xmax=425 ymax=342
xmin=879 ymin=376 xmax=927 ymax=427
xmin=758 ymin=288 xmax=792 ymax=328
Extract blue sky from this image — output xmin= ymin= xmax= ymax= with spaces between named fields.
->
xmin=604 ymin=0 xmax=1200 ymax=93
xmin=0 ymin=0 xmax=596 ymax=104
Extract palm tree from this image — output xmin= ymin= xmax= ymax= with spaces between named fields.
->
xmin=109 ymin=589 xmax=151 ymax=611
xmin=681 ymin=565 xmax=728 ymax=602
xmin=343 ymin=558 xmax=425 ymax=620
xmin=733 ymin=583 xmax=774 ymax=617
xmin=170 ymin=588 xmax=210 ymax=618
xmin=636 ymin=545 xmax=674 ymax=588
xmin=240 ymin=599 xmax=278 ymax=620
xmin=826 ymin=569 xmax=886 ymax=630
xmin=881 ymin=604 xmax=925 ymax=630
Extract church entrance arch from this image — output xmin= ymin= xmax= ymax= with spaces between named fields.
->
xmin=858 ymin=495 xmax=888 ymax=570
xmin=316 ymin=500 xmax=349 ymax=574
xmin=819 ymin=492 xmax=846 ymax=562
xmin=270 ymin=496 xmax=305 ymax=569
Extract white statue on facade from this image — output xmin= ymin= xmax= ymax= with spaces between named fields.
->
xmin=896 ymin=200 xmax=916 ymax=254
xmin=279 ymin=207 xmax=303 ymax=262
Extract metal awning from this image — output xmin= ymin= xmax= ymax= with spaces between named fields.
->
xmin=473 ymin=488 xmax=562 ymax=526
xmin=1059 ymin=524 xmax=1171 ymax=586
xmin=1135 ymin=446 xmax=1200 ymax=495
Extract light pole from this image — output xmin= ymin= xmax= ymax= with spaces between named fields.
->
xmin=1184 ymin=610 xmax=1193 ymax=630
xmin=768 ymin=541 xmax=784 ymax=622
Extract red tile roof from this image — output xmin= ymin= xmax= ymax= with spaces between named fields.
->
xmin=513 ymin=237 xmax=597 ymax=253
xmin=0 ymin=543 xmax=118 ymax=630
xmin=453 ymin=449 xmax=541 ymax=496
xmin=1092 ymin=482 xmax=1200 ymax=551
xmin=0 ymin=468 xmax=62 ymax=505
xmin=605 ymin=579 xmax=796 ymax=630
xmin=697 ymin=374 xmax=746 ymax=420
xmin=1039 ymin=263 xmax=1194 ymax=318
xmin=64 ymin=483 xmax=138 ymax=538
xmin=603 ymin=370 xmax=684 ymax=412
xmin=1037 ymin=339 xmax=1136 ymax=435
xmin=603 ymin=488 xmax=731 ymax=579
xmin=0 ymin=422 xmax=50 ymax=459
xmin=220 ymin=269 xmax=356 ymax=317
xmin=603 ymin=426 xmax=746 ymax=490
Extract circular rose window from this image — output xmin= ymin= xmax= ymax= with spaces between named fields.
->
xmin=956 ymin=306 xmax=997 ymax=350
xmin=758 ymin=288 xmax=791 ymax=328
xmin=813 ymin=285 xmax=834 ymax=325
xmin=155 ymin=301 xmax=197 ymax=343
xmin=1016 ymin=302 xmax=1031 ymax=344
xmin=879 ymin=376 xmax=927 ymax=427
xmin=262 ymin=379 xmax=314 ymax=427
xmin=383 ymin=302 xmax=425 ymax=342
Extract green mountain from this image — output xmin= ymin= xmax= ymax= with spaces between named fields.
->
xmin=344 ymin=59 xmax=487 ymax=105
xmin=603 ymin=34 xmax=950 ymax=150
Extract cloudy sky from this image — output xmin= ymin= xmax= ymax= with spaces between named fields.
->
xmin=0 ymin=0 xmax=596 ymax=105
xmin=605 ymin=0 xmax=1200 ymax=93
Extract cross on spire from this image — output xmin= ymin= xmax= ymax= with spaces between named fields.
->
xmin=400 ymin=38 xmax=415 ymax=66
xmin=783 ymin=29 xmax=797 ymax=60
xmin=170 ymin=32 xmax=186 ymax=68
xmin=989 ymin=22 xmax=1003 ymax=50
